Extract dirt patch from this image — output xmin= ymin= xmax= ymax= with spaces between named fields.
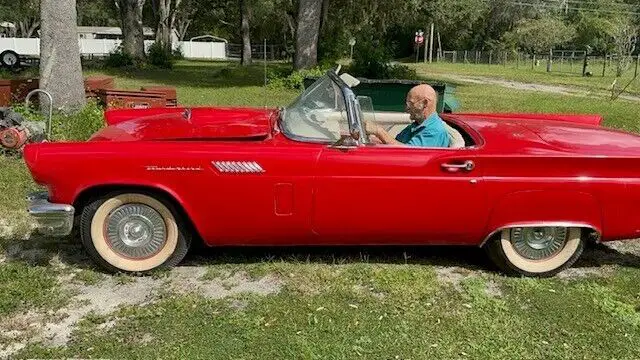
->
xmin=485 ymin=280 xmax=503 ymax=298
xmin=435 ymin=73 xmax=640 ymax=102
xmin=0 ymin=266 xmax=282 ymax=357
xmin=604 ymin=239 xmax=640 ymax=255
xmin=434 ymin=266 xmax=474 ymax=291
xmin=556 ymin=266 xmax=615 ymax=280
xmin=0 ymin=217 xmax=18 ymax=239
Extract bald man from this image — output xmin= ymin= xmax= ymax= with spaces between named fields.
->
xmin=364 ymin=84 xmax=451 ymax=147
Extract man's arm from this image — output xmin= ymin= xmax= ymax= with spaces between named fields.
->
xmin=365 ymin=121 xmax=405 ymax=145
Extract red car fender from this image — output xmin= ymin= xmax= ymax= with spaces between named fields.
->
xmin=481 ymin=190 xmax=603 ymax=245
xmin=71 ymin=181 xmax=203 ymax=237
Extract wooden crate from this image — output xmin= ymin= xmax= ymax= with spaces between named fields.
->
xmin=0 ymin=78 xmax=39 ymax=107
xmin=84 ymin=76 xmax=115 ymax=97
xmin=140 ymin=86 xmax=177 ymax=107
xmin=96 ymin=89 xmax=167 ymax=110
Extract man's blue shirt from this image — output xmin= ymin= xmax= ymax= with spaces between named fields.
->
xmin=395 ymin=112 xmax=450 ymax=147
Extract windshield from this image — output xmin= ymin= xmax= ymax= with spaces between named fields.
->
xmin=280 ymin=74 xmax=351 ymax=143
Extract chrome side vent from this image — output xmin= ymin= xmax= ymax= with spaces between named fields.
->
xmin=212 ymin=161 xmax=265 ymax=174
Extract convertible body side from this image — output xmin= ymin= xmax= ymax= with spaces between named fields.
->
xmin=22 ymin=107 xmax=640 ymax=248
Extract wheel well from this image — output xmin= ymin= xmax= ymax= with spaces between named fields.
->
xmin=73 ymin=184 xmax=202 ymax=243
xmin=480 ymin=225 xmax=601 ymax=248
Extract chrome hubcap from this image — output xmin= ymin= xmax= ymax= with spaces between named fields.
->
xmin=105 ymin=204 xmax=167 ymax=259
xmin=510 ymin=227 xmax=567 ymax=260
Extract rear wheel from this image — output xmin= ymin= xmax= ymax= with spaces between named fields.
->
xmin=80 ymin=192 xmax=190 ymax=273
xmin=485 ymin=226 xmax=584 ymax=277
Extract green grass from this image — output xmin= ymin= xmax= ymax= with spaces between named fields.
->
xmin=410 ymin=61 xmax=640 ymax=96
xmin=86 ymin=60 xmax=300 ymax=107
xmin=13 ymin=263 xmax=640 ymax=359
xmin=0 ymin=261 xmax=67 ymax=316
xmin=2 ymin=60 xmax=640 ymax=359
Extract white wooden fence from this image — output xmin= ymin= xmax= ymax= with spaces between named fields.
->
xmin=0 ymin=37 xmax=227 ymax=60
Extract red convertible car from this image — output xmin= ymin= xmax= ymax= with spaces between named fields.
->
xmin=24 ymin=70 xmax=640 ymax=277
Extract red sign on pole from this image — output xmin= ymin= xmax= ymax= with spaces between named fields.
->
xmin=415 ymin=30 xmax=424 ymax=45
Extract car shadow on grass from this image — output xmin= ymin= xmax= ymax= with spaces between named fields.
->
xmin=2 ymin=233 xmax=639 ymax=275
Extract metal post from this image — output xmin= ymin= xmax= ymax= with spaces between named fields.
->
xmin=489 ymin=50 xmax=492 ymax=65
xmin=516 ymin=52 xmax=519 ymax=69
xmin=603 ymin=54 xmax=607 ymax=77
xmin=464 ymin=50 xmax=467 ymax=63
xmin=532 ymin=53 xmax=535 ymax=70
xmin=547 ymin=48 xmax=552 ymax=72
xmin=25 ymin=89 xmax=53 ymax=139
xmin=453 ymin=51 xmax=457 ymax=63
xmin=428 ymin=23 xmax=434 ymax=63
xmin=423 ymin=31 xmax=428 ymax=63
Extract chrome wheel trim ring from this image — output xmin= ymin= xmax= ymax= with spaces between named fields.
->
xmin=510 ymin=226 xmax=568 ymax=260
xmin=105 ymin=203 xmax=167 ymax=259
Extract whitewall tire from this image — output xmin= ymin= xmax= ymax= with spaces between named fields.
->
xmin=485 ymin=226 xmax=584 ymax=277
xmin=80 ymin=192 xmax=190 ymax=273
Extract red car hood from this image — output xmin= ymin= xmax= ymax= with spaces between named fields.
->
xmin=451 ymin=114 xmax=640 ymax=156
xmin=90 ymin=107 xmax=276 ymax=142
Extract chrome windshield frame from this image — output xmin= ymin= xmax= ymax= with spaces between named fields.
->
xmin=278 ymin=70 xmax=364 ymax=146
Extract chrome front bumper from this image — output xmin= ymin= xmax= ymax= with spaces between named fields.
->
xmin=27 ymin=191 xmax=75 ymax=237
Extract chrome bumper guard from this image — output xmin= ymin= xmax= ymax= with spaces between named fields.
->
xmin=27 ymin=191 xmax=75 ymax=237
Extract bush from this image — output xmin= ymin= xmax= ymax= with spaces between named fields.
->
xmin=172 ymin=45 xmax=185 ymax=60
xmin=267 ymin=65 xmax=332 ymax=90
xmin=104 ymin=45 xmax=136 ymax=68
xmin=147 ymin=42 xmax=175 ymax=69
xmin=347 ymin=47 xmax=417 ymax=80
xmin=12 ymin=99 xmax=105 ymax=141
xmin=50 ymin=99 xmax=105 ymax=141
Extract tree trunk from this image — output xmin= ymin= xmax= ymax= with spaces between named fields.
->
xmin=294 ymin=0 xmax=322 ymax=70
xmin=117 ymin=0 xmax=146 ymax=60
xmin=39 ymin=0 xmax=86 ymax=113
xmin=154 ymin=0 xmax=173 ymax=52
xmin=240 ymin=0 xmax=252 ymax=65
xmin=18 ymin=19 xmax=39 ymax=38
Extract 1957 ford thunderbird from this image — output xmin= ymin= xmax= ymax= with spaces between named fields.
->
xmin=23 ymin=70 xmax=640 ymax=277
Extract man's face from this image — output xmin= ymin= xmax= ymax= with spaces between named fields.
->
xmin=405 ymin=94 xmax=427 ymax=121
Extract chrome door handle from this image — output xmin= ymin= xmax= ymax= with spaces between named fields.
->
xmin=441 ymin=160 xmax=474 ymax=172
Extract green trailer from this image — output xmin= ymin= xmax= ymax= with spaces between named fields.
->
xmin=303 ymin=76 xmax=460 ymax=114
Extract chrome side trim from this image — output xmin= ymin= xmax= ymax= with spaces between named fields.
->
xmin=478 ymin=222 xmax=602 ymax=247
xmin=27 ymin=191 xmax=75 ymax=237
xmin=212 ymin=161 xmax=265 ymax=174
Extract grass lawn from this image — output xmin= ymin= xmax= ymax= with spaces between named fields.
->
xmin=1 ymin=60 xmax=640 ymax=359
xmin=409 ymin=60 xmax=640 ymax=97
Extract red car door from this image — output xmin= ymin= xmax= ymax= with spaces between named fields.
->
xmin=312 ymin=145 xmax=489 ymax=245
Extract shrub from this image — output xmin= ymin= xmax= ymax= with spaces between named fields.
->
xmin=50 ymin=99 xmax=105 ymax=141
xmin=147 ymin=42 xmax=175 ymax=69
xmin=267 ymin=65 xmax=332 ymax=90
xmin=13 ymin=99 xmax=105 ymax=141
xmin=104 ymin=45 xmax=135 ymax=68
xmin=172 ymin=45 xmax=185 ymax=60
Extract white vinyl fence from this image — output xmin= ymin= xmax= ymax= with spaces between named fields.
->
xmin=0 ymin=37 xmax=227 ymax=60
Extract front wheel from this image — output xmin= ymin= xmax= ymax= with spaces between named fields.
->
xmin=80 ymin=192 xmax=191 ymax=273
xmin=485 ymin=226 xmax=584 ymax=277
